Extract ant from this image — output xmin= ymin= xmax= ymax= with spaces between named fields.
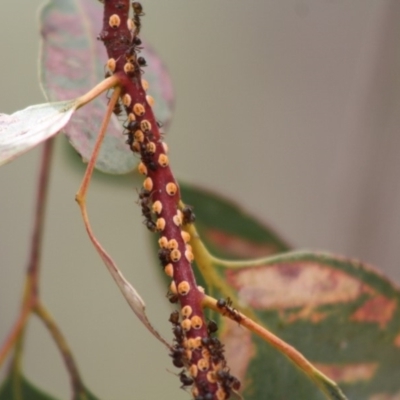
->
xmin=137 ymin=188 xmax=156 ymax=232
xmin=207 ymin=319 xmax=218 ymax=334
xmin=178 ymin=370 xmax=193 ymax=389
xmin=158 ymin=248 xmax=171 ymax=266
xmin=216 ymin=297 xmax=242 ymax=323
xmin=167 ymin=290 xmax=179 ymax=304
xmin=132 ymin=2 xmax=144 ymax=35
xmin=181 ymin=205 xmax=196 ymax=225
xmin=217 ymin=369 xmax=241 ymax=393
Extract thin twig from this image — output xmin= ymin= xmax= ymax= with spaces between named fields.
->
xmin=34 ymin=302 xmax=87 ymax=400
xmin=203 ymin=295 xmax=348 ymax=400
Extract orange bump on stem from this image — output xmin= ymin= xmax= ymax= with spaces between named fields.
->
xmin=181 ymin=305 xmax=193 ymax=318
xmin=109 ymin=14 xmax=121 ymax=28
xmin=122 ymin=93 xmax=131 ymax=107
xmin=197 ymin=358 xmax=210 ymax=372
xmin=177 ymin=280 xmax=190 ymax=295
xmin=158 ymin=236 xmax=168 ymax=248
xmin=140 ymin=120 xmax=151 ymax=131
xmin=170 ymin=249 xmax=181 ymax=262
xmin=181 ymin=319 xmax=192 ymax=331
xmin=146 ymin=95 xmax=155 ymax=106
xmin=156 ymin=218 xmax=166 ymax=231
xmin=134 ymin=130 xmax=144 ymax=142
xmin=191 ymin=315 xmax=203 ymax=329
xmin=164 ymin=263 xmax=174 ymax=277
xmin=152 ymin=200 xmax=162 ymax=214
xmin=141 ymin=79 xmax=149 ymax=90
xmin=133 ymin=103 xmax=145 ymax=116
xmin=143 ymin=177 xmax=153 ymax=191
xmin=107 ymin=58 xmax=116 ymax=72
xmin=168 ymin=239 xmax=179 ymax=250
xmin=173 ymin=214 xmax=182 ymax=226
xmin=166 ymin=182 xmax=177 ymax=196
xmin=158 ymin=154 xmax=169 ymax=167
xmin=181 ymin=231 xmax=191 ymax=243
xmin=138 ymin=162 xmax=147 ymax=175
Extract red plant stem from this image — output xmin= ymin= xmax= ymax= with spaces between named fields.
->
xmin=0 ymin=138 xmax=54 ymax=367
xmin=99 ymin=2 xmax=235 ymax=399
xmin=27 ymin=138 xmax=54 ymax=297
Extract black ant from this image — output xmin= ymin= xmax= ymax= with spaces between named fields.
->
xmin=207 ymin=320 xmax=218 ymax=334
xmin=158 ymin=248 xmax=171 ymax=266
xmin=132 ymin=2 xmax=144 ymax=35
xmin=169 ymin=310 xmax=179 ymax=324
xmin=123 ymin=119 xmax=139 ymax=132
xmin=167 ymin=291 xmax=179 ymax=304
xmin=216 ymin=297 xmax=242 ymax=323
xmin=169 ymin=338 xmax=186 ymax=366
xmin=178 ymin=370 xmax=193 ymax=389
xmin=181 ymin=205 xmax=196 ymax=225
xmin=137 ymin=56 xmax=147 ymax=67
xmin=217 ymin=369 xmax=241 ymax=393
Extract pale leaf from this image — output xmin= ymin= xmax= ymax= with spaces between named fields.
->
xmin=0 ymin=100 xmax=78 ymax=166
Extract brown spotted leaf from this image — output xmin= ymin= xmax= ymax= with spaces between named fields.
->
xmin=212 ymin=251 xmax=400 ymax=400
xmin=40 ymin=0 xmax=174 ymax=174
xmin=179 ymin=184 xmax=400 ymax=398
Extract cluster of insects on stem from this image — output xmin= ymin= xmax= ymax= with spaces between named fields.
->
xmin=98 ymin=1 xmax=241 ymax=399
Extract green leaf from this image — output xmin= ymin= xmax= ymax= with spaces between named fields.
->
xmin=0 ymin=373 xmax=59 ymax=400
xmin=213 ymin=251 xmax=400 ymax=400
xmin=0 ymin=372 xmax=101 ymax=400
xmin=179 ymin=182 xmax=291 ymax=260
xmin=178 ymin=184 xmax=400 ymax=398
xmin=40 ymin=0 xmax=174 ymax=174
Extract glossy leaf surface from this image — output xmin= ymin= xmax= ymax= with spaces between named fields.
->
xmin=40 ymin=0 xmax=174 ymax=174
xmin=0 ymin=372 xmax=101 ymax=400
xmin=0 ymin=373 xmax=57 ymax=400
xmin=0 ymin=373 xmax=99 ymax=400
xmin=218 ymin=252 xmax=400 ymax=400
xmin=180 ymin=184 xmax=400 ymax=399
xmin=0 ymin=100 xmax=77 ymax=166
xmin=179 ymin=183 xmax=291 ymax=259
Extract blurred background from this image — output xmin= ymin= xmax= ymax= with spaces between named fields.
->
xmin=1 ymin=1 xmax=400 ymax=399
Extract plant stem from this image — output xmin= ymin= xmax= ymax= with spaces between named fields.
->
xmin=76 ymin=86 xmax=121 ymax=201
xmin=34 ymin=302 xmax=86 ymax=400
xmin=0 ymin=138 xmax=54 ymax=370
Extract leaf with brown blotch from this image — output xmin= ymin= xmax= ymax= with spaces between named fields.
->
xmin=39 ymin=0 xmax=174 ymax=174
xmin=213 ymin=251 xmax=400 ymax=400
